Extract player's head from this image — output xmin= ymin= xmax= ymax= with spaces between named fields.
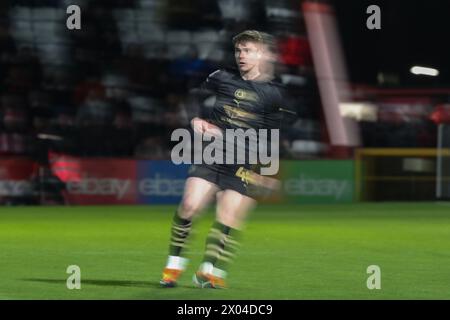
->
xmin=232 ymin=30 xmax=277 ymax=78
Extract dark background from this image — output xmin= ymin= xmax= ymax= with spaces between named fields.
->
xmin=334 ymin=0 xmax=450 ymax=87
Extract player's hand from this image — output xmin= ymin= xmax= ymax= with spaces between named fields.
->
xmin=190 ymin=117 xmax=205 ymax=134
xmin=190 ymin=117 xmax=223 ymax=138
xmin=256 ymin=174 xmax=281 ymax=191
xmin=263 ymin=176 xmax=281 ymax=191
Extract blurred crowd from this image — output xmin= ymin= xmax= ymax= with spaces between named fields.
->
xmin=0 ymin=0 xmax=324 ymax=163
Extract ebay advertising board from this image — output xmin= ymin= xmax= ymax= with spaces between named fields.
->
xmin=137 ymin=161 xmax=188 ymax=204
xmin=48 ymin=156 xmax=354 ymax=205
xmin=0 ymin=158 xmax=36 ymax=198
xmin=50 ymin=154 xmax=188 ymax=205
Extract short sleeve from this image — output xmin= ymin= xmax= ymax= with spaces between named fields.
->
xmin=200 ymin=69 xmax=222 ymax=91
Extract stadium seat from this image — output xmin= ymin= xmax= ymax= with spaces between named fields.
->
xmin=9 ymin=6 xmax=32 ymax=21
xmin=32 ymin=8 xmax=63 ymax=21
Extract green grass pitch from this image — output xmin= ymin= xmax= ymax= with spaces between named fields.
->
xmin=1 ymin=203 xmax=449 ymax=300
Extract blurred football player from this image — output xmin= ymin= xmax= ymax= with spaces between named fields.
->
xmin=160 ymin=30 xmax=295 ymax=288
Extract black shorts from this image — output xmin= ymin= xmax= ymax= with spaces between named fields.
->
xmin=187 ymin=164 xmax=254 ymax=197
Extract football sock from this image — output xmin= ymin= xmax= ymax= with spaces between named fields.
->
xmin=168 ymin=212 xmax=192 ymax=259
xmin=201 ymin=221 xmax=240 ymax=277
xmin=166 ymin=255 xmax=188 ymax=271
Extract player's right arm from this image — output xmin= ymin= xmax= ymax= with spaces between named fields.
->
xmin=190 ymin=117 xmax=223 ymax=137
xmin=189 ymin=69 xmax=225 ymax=137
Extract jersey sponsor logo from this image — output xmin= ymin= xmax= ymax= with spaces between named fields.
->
xmin=220 ymin=116 xmax=253 ymax=128
xmin=223 ymin=105 xmax=256 ymax=120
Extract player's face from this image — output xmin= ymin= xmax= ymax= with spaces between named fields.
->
xmin=234 ymin=41 xmax=262 ymax=73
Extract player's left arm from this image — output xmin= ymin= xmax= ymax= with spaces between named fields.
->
xmin=266 ymin=86 xmax=300 ymax=164
xmin=265 ymin=85 xmax=299 ymax=131
xmin=276 ymin=87 xmax=299 ymax=128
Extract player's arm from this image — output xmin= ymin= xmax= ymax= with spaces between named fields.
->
xmin=189 ymin=69 xmax=225 ymax=136
xmin=269 ymin=93 xmax=299 ymax=146
xmin=248 ymin=171 xmax=281 ymax=190
xmin=277 ymin=89 xmax=299 ymax=127
xmin=184 ymin=70 xmax=221 ymax=122
xmin=190 ymin=117 xmax=222 ymax=137
xmin=235 ymin=166 xmax=281 ymax=191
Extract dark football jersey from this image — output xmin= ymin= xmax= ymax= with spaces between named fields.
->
xmin=193 ymin=68 xmax=297 ymax=172
xmin=200 ymin=68 xmax=296 ymax=131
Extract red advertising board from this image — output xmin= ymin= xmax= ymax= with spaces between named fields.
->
xmin=49 ymin=153 xmax=137 ymax=205
xmin=0 ymin=157 xmax=36 ymax=198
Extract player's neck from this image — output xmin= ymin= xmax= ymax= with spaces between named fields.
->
xmin=240 ymin=68 xmax=261 ymax=81
xmin=240 ymin=68 xmax=273 ymax=82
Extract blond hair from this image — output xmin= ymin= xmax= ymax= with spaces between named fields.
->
xmin=232 ymin=30 xmax=277 ymax=53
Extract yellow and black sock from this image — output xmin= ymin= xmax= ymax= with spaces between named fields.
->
xmin=169 ymin=212 xmax=192 ymax=257
xmin=201 ymin=221 xmax=241 ymax=274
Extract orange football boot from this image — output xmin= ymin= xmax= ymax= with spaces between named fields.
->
xmin=192 ymin=271 xmax=227 ymax=289
xmin=160 ymin=268 xmax=183 ymax=288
